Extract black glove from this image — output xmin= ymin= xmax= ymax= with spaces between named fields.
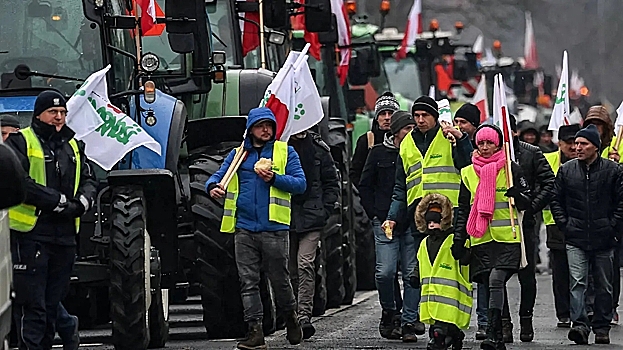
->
xmin=504 ymin=186 xmax=532 ymax=212
xmin=451 ymin=242 xmax=468 ymax=261
xmin=59 ymin=199 xmax=86 ymax=218
xmin=409 ymin=275 xmax=420 ymax=289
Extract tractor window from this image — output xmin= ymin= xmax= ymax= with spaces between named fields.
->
xmin=379 ymin=56 xmax=422 ymax=101
xmin=206 ymin=1 xmax=237 ymax=67
xmin=141 ymin=0 xmax=184 ymax=74
xmin=0 ymin=0 xmax=103 ymax=96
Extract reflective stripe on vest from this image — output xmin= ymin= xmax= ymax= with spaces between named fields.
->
xmin=9 ymin=127 xmax=81 ymax=233
xmin=460 ymin=165 xmax=521 ymax=246
xmin=542 ymin=151 xmax=560 ymax=226
xmin=418 ymin=234 xmax=472 ymax=329
xmin=400 ymin=129 xmax=460 ymax=207
xmin=220 ymin=141 xmax=291 ymax=233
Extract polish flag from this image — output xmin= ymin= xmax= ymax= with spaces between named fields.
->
xmin=260 ymin=52 xmax=297 ymax=140
xmin=330 ymin=0 xmax=351 ymax=85
xmin=396 ymin=0 xmax=422 ymax=61
xmin=137 ymin=0 xmax=157 ymax=34
xmin=524 ymin=11 xmax=539 ymax=69
xmin=239 ymin=0 xmax=261 ymax=56
xmin=472 ymin=74 xmax=490 ymax=123
xmin=291 ymin=0 xmax=321 ymax=60
xmin=493 ymin=73 xmax=515 ymax=162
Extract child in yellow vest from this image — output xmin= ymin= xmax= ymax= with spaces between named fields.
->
xmin=409 ymin=193 xmax=472 ymax=350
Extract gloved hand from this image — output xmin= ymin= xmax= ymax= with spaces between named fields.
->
xmin=409 ymin=275 xmax=420 ymax=289
xmin=504 ymin=186 xmax=532 ymax=212
xmin=55 ymin=195 xmax=90 ymax=218
xmin=451 ymin=242 xmax=468 ymax=261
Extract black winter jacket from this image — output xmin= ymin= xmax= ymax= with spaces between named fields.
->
xmin=513 ymin=139 xmax=555 ymax=228
xmin=350 ymin=122 xmax=387 ymax=188
xmin=5 ymin=119 xmax=98 ymax=245
xmin=359 ymin=134 xmax=398 ymax=222
xmin=0 ymin=143 xmax=26 ymax=210
xmin=289 ymin=133 xmax=340 ymax=234
xmin=550 ymin=156 xmax=623 ymax=251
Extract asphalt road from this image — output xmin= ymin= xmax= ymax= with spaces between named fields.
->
xmin=52 ymin=274 xmax=623 ymax=349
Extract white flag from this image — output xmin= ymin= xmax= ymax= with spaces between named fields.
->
xmin=548 ymin=51 xmax=569 ymax=131
xmin=616 ymin=101 xmax=623 ymax=134
xmin=493 ymin=74 xmax=515 ymax=162
xmin=74 ymin=70 xmax=161 ymax=170
xmin=437 ymin=99 xmax=453 ymax=125
xmin=66 ymin=66 xmax=109 ymax=139
xmin=428 ymin=85 xmax=436 ymax=99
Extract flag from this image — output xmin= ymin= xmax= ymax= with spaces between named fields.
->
xmin=473 ymin=34 xmax=484 ymax=60
xmin=396 ymin=0 xmax=422 ymax=61
xmin=239 ymin=0 xmax=261 ymax=56
xmin=260 ymin=52 xmax=297 ymax=139
xmin=472 ymin=74 xmax=490 ymax=123
xmin=428 ymin=85 xmax=435 ymax=99
xmin=548 ymin=51 xmax=570 ymax=131
xmin=437 ymin=99 xmax=452 ymax=125
xmin=330 ymin=0 xmax=351 ymax=85
xmin=72 ymin=66 xmax=161 ymax=170
xmin=524 ymin=11 xmax=538 ymax=69
xmin=616 ymin=101 xmax=623 ymax=135
xmin=281 ymin=56 xmax=324 ymax=140
xmin=291 ymin=0 xmax=321 ymax=60
xmin=137 ymin=0 xmax=156 ymax=34
xmin=493 ymin=73 xmax=515 ymax=162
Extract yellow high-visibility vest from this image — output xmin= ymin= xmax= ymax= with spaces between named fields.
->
xmin=460 ymin=165 xmax=521 ymax=246
xmin=601 ymin=138 xmax=623 ymax=162
xmin=400 ymin=129 xmax=461 ymax=207
xmin=542 ymin=151 xmax=560 ymax=226
xmin=418 ymin=234 xmax=472 ymax=329
xmin=221 ymin=141 xmax=291 ymax=233
xmin=9 ymin=127 xmax=81 ymax=233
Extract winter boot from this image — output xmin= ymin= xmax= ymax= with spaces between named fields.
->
xmin=427 ymin=325 xmax=446 ymax=350
xmin=379 ymin=310 xmax=401 ymax=339
xmin=480 ymin=309 xmax=506 ymax=350
xmin=451 ymin=330 xmax=465 ymax=350
xmin=391 ymin=311 xmax=403 ymax=339
xmin=402 ymin=323 xmax=418 ymax=343
xmin=300 ymin=316 xmax=315 ymax=340
xmin=285 ymin=310 xmax=303 ymax=345
xmin=519 ymin=316 xmax=534 ymax=342
xmin=237 ymin=321 xmax=267 ymax=350
xmin=501 ymin=318 xmax=513 ymax=343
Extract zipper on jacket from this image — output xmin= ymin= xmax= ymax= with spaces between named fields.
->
xmin=585 ymin=163 xmax=590 ymax=246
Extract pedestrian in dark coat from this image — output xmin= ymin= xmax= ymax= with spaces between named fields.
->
xmin=0 ymin=143 xmax=26 ymax=209
xmin=288 ymin=130 xmax=339 ymax=339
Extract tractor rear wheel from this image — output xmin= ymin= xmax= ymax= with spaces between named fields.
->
xmin=353 ymin=188 xmax=376 ymax=291
xmin=324 ymin=212 xmax=345 ymax=308
xmin=312 ymin=238 xmax=328 ymax=316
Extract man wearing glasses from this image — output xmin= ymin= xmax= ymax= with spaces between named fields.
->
xmin=5 ymin=90 xmax=97 ymax=350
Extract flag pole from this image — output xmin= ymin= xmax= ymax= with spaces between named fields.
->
xmin=133 ymin=0 xmax=142 ymax=68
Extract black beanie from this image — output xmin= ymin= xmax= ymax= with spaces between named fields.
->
xmin=375 ymin=92 xmax=400 ymax=119
xmin=0 ymin=114 xmax=20 ymax=129
xmin=33 ymin=90 xmax=67 ymax=119
xmin=411 ymin=96 xmax=439 ymax=119
xmin=425 ymin=211 xmax=442 ymax=225
xmin=390 ymin=110 xmax=415 ymax=135
xmin=454 ymin=103 xmax=481 ymax=127
xmin=575 ymin=124 xmax=601 ymax=149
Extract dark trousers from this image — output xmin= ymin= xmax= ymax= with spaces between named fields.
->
xmin=56 ymin=303 xmax=76 ymax=342
xmin=613 ymin=247 xmax=620 ymax=310
xmin=11 ymin=237 xmax=75 ymax=350
xmin=502 ymin=226 xmax=537 ymax=318
xmin=550 ymin=249 xmax=570 ymax=320
xmin=235 ymin=229 xmax=297 ymax=322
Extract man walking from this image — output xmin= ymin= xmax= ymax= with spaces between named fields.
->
xmin=550 ymin=124 xmax=623 ymax=345
xmin=6 ymin=90 xmax=97 ymax=350
xmin=453 ymin=103 xmax=481 ymax=146
xmin=287 ymin=129 xmax=339 ymax=340
xmin=206 ymin=107 xmax=306 ymax=349
xmin=360 ymin=111 xmax=421 ymax=341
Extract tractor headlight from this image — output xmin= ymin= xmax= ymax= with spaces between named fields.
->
xmin=95 ymin=0 xmax=105 ymax=8
xmin=141 ymin=52 xmax=160 ymax=73
xmin=144 ymin=80 xmax=156 ymax=104
xmin=268 ymin=30 xmax=286 ymax=46
xmin=212 ymin=51 xmax=226 ymax=66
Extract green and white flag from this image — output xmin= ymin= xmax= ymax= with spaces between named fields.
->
xmin=66 ymin=66 xmax=108 ymax=138
xmin=548 ymin=51 xmax=570 ymax=131
xmin=437 ymin=98 xmax=453 ymax=125
xmin=69 ymin=65 xmax=161 ymax=170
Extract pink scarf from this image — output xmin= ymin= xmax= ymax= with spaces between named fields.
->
xmin=466 ymin=150 xmax=507 ymax=238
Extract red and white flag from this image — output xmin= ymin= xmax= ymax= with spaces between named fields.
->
xmin=396 ymin=0 xmax=422 ymax=61
xmin=493 ymin=73 xmax=515 ymax=162
xmin=524 ymin=11 xmax=538 ymax=69
xmin=238 ymin=0 xmax=261 ymax=56
xmin=330 ymin=0 xmax=351 ymax=85
xmin=261 ymin=53 xmax=296 ymax=140
xmin=472 ymin=74 xmax=490 ymax=123
xmin=136 ymin=0 xmax=156 ymax=34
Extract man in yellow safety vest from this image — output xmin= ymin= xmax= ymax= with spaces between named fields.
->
xmin=206 ymin=107 xmax=307 ymax=350
xmin=5 ymin=90 xmax=97 ymax=350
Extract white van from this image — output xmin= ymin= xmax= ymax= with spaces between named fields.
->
xmin=0 ymin=208 xmax=10 ymax=350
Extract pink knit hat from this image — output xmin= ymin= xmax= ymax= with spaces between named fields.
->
xmin=475 ymin=126 xmax=501 ymax=147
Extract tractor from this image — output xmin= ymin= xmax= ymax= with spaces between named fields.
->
xmin=0 ymin=0 xmax=223 ymax=348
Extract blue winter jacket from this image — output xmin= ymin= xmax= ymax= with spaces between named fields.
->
xmin=206 ymin=107 xmax=307 ymax=232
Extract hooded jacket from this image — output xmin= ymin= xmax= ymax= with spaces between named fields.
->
xmin=359 ymin=133 xmax=398 ymax=223
xmin=5 ymin=118 xmax=98 ymax=245
xmin=206 ymin=108 xmax=307 ymax=232
xmin=583 ymin=106 xmax=614 ymax=152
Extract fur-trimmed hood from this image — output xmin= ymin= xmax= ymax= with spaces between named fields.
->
xmin=415 ymin=193 xmax=453 ymax=233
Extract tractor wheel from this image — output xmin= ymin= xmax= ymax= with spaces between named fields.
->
xmin=109 ymin=185 xmax=157 ymax=350
xmin=190 ymin=144 xmax=276 ymax=339
xmin=312 ymin=238 xmax=328 ymax=316
xmin=341 ymin=225 xmax=357 ymax=304
xmin=353 ymin=187 xmax=376 ymax=291
xmin=148 ymin=249 xmax=170 ymax=348
xmin=324 ymin=212 xmax=345 ymax=308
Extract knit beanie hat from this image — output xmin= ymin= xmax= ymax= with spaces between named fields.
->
xmin=0 ymin=114 xmax=20 ymax=128
xmin=33 ymin=90 xmax=66 ymax=119
xmin=411 ymin=96 xmax=439 ymax=119
xmin=425 ymin=204 xmax=443 ymax=225
xmin=390 ymin=110 xmax=415 ymax=135
xmin=575 ymin=124 xmax=601 ymax=149
xmin=375 ymin=92 xmax=400 ymax=119
xmin=475 ymin=124 xmax=503 ymax=147
xmin=454 ymin=103 xmax=481 ymax=127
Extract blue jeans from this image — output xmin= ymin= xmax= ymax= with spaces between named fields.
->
xmin=372 ymin=218 xmax=419 ymax=325
xmin=476 ymin=283 xmax=488 ymax=327
xmin=567 ymin=244 xmax=614 ymax=332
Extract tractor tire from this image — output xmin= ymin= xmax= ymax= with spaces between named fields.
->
xmin=341 ymin=225 xmax=357 ymax=304
xmin=190 ymin=144 xmax=276 ymax=339
xmin=148 ymin=249 xmax=170 ymax=348
xmin=312 ymin=239 xmax=327 ymax=316
xmin=109 ymin=186 xmax=154 ymax=350
xmin=324 ymin=212 xmax=345 ymax=309
xmin=353 ymin=187 xmax=376 ymax=291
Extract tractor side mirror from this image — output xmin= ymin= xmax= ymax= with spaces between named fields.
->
xmin=305 ymin=0 xmax=332 ymax=33
xmin=317 ymin=15 xmax=337 ymax=44
xmin=543 ymin=74 xmax=553 ymax=97
xmin=263 ymin=0 xmax=287 ymax=29
xmin=27 ymin=0 xmax=52 ymax=18
xmin=346 ymin=89 xmax=365 ymax=114
xmin=166 ymin=0 xmax=197 ymax=53
xmin=348 ymin=45 xmax=380 ymax=85
xmin=82 ymin=0 xmax=103 ymax=26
